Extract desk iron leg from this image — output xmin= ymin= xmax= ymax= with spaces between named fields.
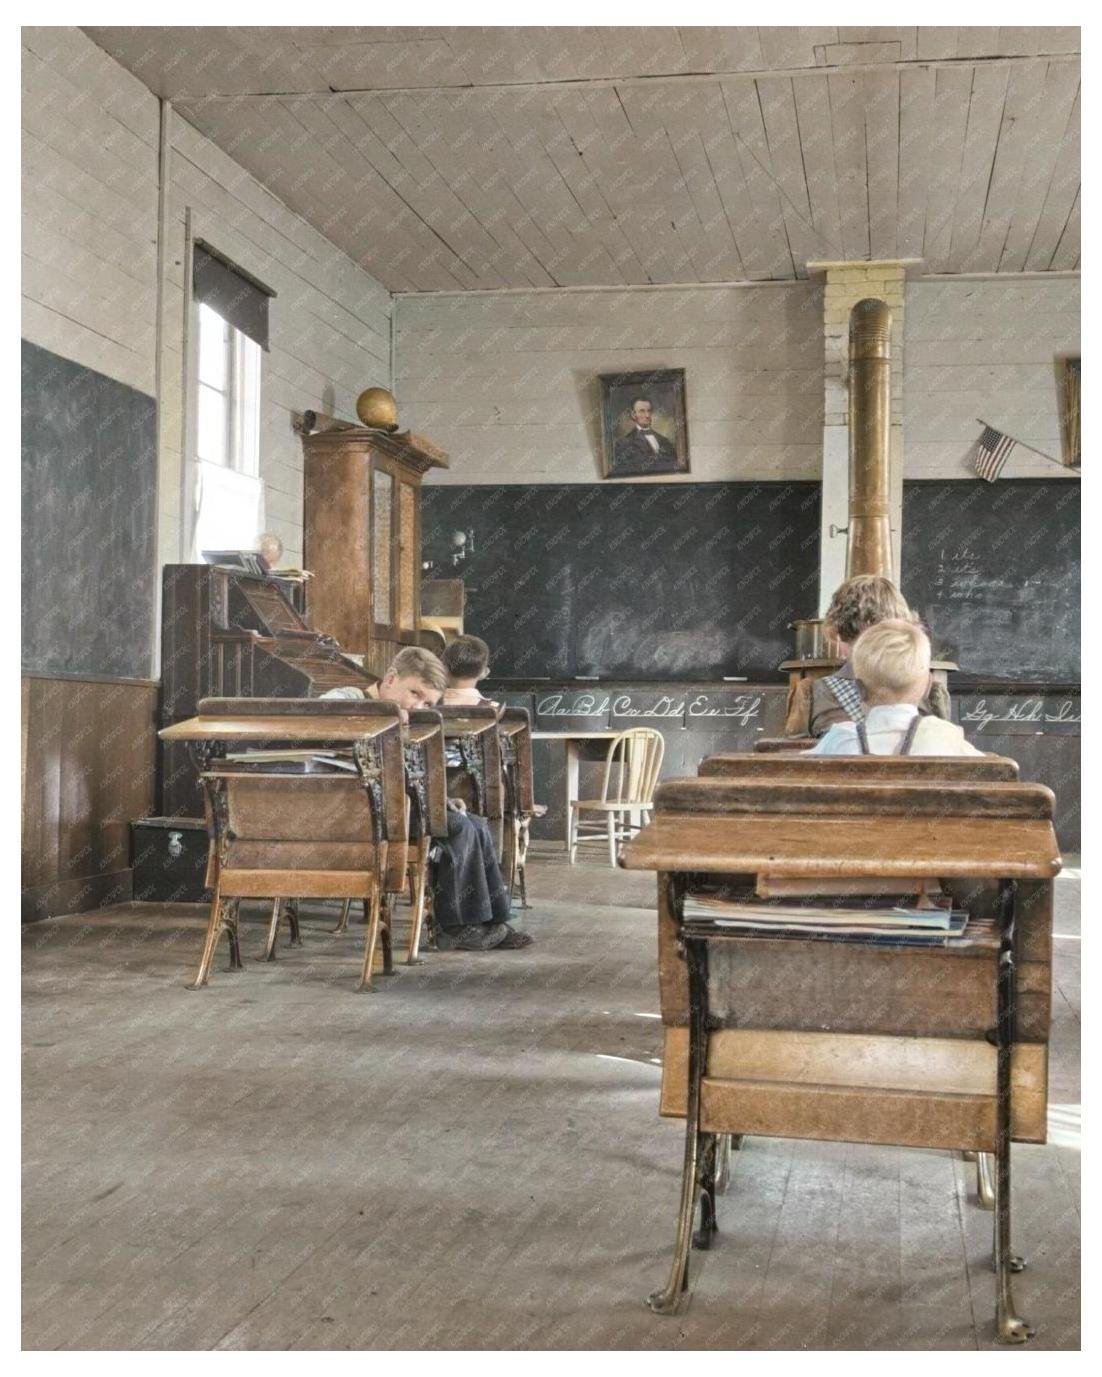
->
xmin=976 ymin=1152 xmax=996 ymax=1210
xmin=378 ymin=897 xmax=398 ymax=977
xmin=220 ymin=898 xmax=243 ymax=973
xmin=188 ymin=887 xmax=234 ymax=989
xmin=648 ymin=935 xmax=708 ymax=1314
xmin=694 ymin=1134 xmax=719 ymax=1250
xmin=332 ymin=900 xmax=352 ymax=936
xmin=715 ymin=1134 xmax=731 ymax=1196
xmin=406 ymin=849 xmax=429 ymax=965
xmin=993 ymin=878 xmax=1033 ymax=1345
xmin=356 ymin=886 xmax=383 ymax=993
xmin=262 ymin=898 xmax=283 ymax=961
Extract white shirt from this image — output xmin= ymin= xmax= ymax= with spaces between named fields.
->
xmin=635 ymin=427 xmax=661 ymax=453
xmin=807 ymin=703 xmax=982 ymax=757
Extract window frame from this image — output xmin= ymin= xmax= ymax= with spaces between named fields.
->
xmin=183 ymin=301 xmax=262 ymax=559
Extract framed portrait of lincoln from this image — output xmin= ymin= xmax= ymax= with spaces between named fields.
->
xmin=599 ymin=368 xmax=689 ymax=479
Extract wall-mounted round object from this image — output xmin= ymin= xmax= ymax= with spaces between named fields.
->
xmin=356 ymin=386 xmax=399 ymax=432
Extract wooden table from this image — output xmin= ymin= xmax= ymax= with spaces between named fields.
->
xmin=532 ymin=730 xmax=622 ymax=849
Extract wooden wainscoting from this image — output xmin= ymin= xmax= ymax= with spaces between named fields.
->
xmin=21 ymin=675 xmax=158 ymax=922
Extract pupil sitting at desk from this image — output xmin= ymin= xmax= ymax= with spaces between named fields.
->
xmin=807 ymin=619 xmax=981 ymax=756
xmin=795 ymin=575 xmax=952 ymax=737
xmin=322 ymin=647 xmax=532 ymax=952
xmin=441 ymin=634 xmax=498 ymax=707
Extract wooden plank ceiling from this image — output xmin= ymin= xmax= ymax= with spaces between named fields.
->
xmin=82 ymin=26 xmax=1080 ymax=292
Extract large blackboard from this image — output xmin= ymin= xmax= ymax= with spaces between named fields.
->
xmin=422 ymin=482 xmax=820 ymax=679
xmin=902 ymin=479 xmax=1080 ymax=681
xmin=22 ymin=341 xmax=158 ymax=679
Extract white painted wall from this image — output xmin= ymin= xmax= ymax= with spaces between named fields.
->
xmin=22 ymin=26 xmax=393 ymax=571
xmin=396 ymin=277 xmax=1079 ymax=486
xmin=395 ymin=284 xmax=825 ymax=484
xmin=905 ymin=278 xmax=1080 ymax=479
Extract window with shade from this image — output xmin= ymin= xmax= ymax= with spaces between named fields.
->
xmin=187 ymin=243 xmax=275 ymax=559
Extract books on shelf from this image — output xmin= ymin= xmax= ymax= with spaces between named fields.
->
xmin=683 ymin=891 xmax=970 ymax=943
xmin=222 ymin=749 xmax=357 ymax=773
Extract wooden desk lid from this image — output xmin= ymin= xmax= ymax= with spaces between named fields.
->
xmin=654 ymin=777 xmax=1054 ymax=820
xmin=700 ymin=753 xmax=1020 ymax=782
xmin=198 ymin=697 xmax=398 ymax=718
xmin=160 ymin=709 xmax=401 ymax=743
xmin=621 ymin=814 xmax=1060 ymax=879
xmin=438 ymin=705 xmax=500 ymax=735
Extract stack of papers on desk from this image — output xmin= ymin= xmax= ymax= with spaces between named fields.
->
xmin=222 ymin=749 xmax=357 ymax=773
xmin=683 ymin=893 xmax=969 ymax=942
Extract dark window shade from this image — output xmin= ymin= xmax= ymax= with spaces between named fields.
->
xmin=192 ymin=242 xmax=275 ymax=351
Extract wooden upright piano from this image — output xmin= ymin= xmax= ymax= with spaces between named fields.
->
xmin=160 ymin=563 xmax=374 ymax=815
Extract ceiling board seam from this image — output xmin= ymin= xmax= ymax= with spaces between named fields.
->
xmin=1020 ymin=79 xmax=1080 ymax=272
xmin=164 ymin=50 xmax=1080 ymax=104
xmin=728 ymin=83 xmax=829 ymax=269
xmin=550 ymin=96 xmax=649 ymax=286
xmin=1048 ymin=187 xmax=1079 ymax=272
xmin=390 ymin=268 xmax=1076 ymax=299
xmin=944 ymin=67 xmax=978 ymax=271
xmin=339 ymin=94 xmax=514 ymax=284
xmin=275 ymin=94 xmax=471 ymax=291
xmin=697 ymin=130 xmax=748 ymax=279
xmin=754 ymin=79 xmax=798 ymax=278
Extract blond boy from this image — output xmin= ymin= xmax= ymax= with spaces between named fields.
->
xmin=807 ymin=620 xmax=980 ymax=756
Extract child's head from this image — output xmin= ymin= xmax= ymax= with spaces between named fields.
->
xmin=377 ymin=646 xmax=448 ymax=710
xmin=824 ymin=574 xmax=912 ymax=650
xmin=442 ymin=634 xmax=490 ymax=686
xmin=851 ymin=618 xmax=932 ymax=707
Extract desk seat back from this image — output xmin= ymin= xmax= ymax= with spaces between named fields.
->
xmin=656 ymin=776 xmax=1054 ymax=820
xmin=212 ymin=772 xmax=382 ymax=875
xmin=700 ymin=752 xmax=1019 ymax=782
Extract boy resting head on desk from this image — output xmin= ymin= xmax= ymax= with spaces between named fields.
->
xmin=807 ymin=619 xmax=981 ymax=757
xmin=322 ymin=645 xmax=530 ymax=951
xmin=322 ymin=645 xmax=448 ymax=719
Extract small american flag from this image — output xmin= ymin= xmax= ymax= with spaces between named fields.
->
xmin=968 ymin=424 xmax=1017 ymax=482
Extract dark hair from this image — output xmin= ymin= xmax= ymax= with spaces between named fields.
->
xmin=630 ymin=396 xmax=653 ymax=411
xmin=442 ymin=634 xmax=490 ymax=682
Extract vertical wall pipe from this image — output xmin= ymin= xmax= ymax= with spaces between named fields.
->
xmin=846 ymin=298 xmax=894 ymax=579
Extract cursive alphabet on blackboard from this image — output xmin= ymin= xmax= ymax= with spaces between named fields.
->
xmin=536 ymin=693 xmax=610 ymax=717
xmin=959 ymin=697 xmax=1081 ymax=733
xmin=687 ymin=693 xmax=763 ymax=726
xmin=612 ymin=694 xmax=685 ymax=719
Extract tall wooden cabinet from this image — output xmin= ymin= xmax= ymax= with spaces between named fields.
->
xmin=302 ymin=426 xmax=449 ymax=677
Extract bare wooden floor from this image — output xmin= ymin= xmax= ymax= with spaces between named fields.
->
xmin=22 ymin=856 xmax=1080 ymax=1350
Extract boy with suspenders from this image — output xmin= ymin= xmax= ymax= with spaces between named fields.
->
xmin=808 ymin=619 xmax=981 ymax=757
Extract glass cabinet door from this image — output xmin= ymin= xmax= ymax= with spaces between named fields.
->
xmin=397 ymin=480 xmax=417 ymax=632
xmin=372 ymin=465 xmax=394 ymax=628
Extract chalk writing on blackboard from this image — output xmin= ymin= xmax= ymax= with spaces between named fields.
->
xmin=612 ymin=695 xmax=686 ymax=720
xmin=687 ymin=693 xmax=764 ymax=726
xmin=536 ymin=693 xmax=610 ymax=717
xmin=959 ymin=697 xmax=1080 ymax=734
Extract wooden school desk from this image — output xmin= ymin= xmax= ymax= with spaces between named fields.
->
xmin=160 ymin=698 xmax=407 ymax=991
xmin=621 ymin=766 xmax=1060 ymax=1344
